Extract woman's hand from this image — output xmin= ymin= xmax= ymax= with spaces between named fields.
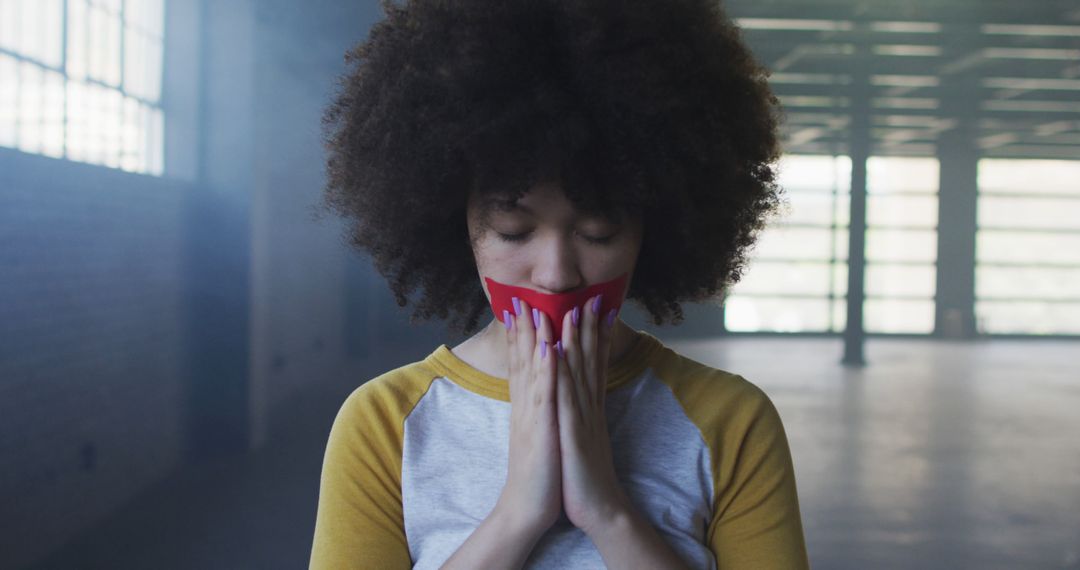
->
xmin=554 ymin=295 xmax=630 ymax=536
xmin=498 ymin=298 xmax=563 ymax=535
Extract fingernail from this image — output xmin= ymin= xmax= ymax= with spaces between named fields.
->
xmin=591 ymin=294 xmax=603 ymax=315
xmin=572 ymin=306 xmax=580 ymax=327
xmin=540 ymin=340 xmax=548 ymax=359
xmin=532 ymin=307 xmax=540 ymax=329
xmin=503 ymin=309 xmax=512 ymax=330
xmin=555 ymin=340 xmax=564 ymax=358
xmin=605 ymin=308 xmax=617 ymax=328
xmin=512 ymin=297 xmax=521 ymax=316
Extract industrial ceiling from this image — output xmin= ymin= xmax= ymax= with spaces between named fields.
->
xmin=726 ymin=0 xmax=1080 ymax=160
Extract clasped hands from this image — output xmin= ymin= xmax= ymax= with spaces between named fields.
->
xmin=501 ymin=295 xmax=630 ymax=538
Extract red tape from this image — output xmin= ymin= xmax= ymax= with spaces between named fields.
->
xmin=485 ymin=272 xmax=629 ymax=344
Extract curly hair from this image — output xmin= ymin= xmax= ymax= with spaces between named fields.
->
xmin=319 ymin=0 xmax=785 ymax=337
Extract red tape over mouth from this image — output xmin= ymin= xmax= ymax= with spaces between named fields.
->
xmin=485 ymin=272 xmax=629 ymax=344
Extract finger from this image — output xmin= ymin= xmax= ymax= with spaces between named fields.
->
xmin=537 ymin=305 xmax=553 ymax=344
xmin=562 ymin=306 xmax=590 ymax=410
xmin=503 ymin=307 xmax=520 ymax=398
xmin=582 ymin=295 xmax=602 ymax=404
xmin=517 ymin=298 xmax=535 ymax=374
xmin=555 ymin=337 xmax=583 ymax=427
xmin=596 ymin=306 xmax=616 ymax=404
xmin=535 ymin=307 xmax=557 ymax=389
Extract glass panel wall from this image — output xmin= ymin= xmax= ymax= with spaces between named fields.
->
xmin=975 ymin=159 xmax=1080 ymax=334
xmin=725 ymin=154 xmax=940 ymax=334
xmin=725 ymin=154 xmax=850 ymax=332
xmin=864 ymin=156 xmax=939 ymax=333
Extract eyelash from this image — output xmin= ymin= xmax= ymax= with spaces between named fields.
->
xmin=497 ymin=231 xmax=614 ymax=245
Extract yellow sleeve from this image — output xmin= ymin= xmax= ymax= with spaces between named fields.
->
xmin=707 ymin=379 xmax=810 ymax=570
xmin=653 ymin=345 xmax=811 ymax=569
xmin=309 ymin=377 xmax=417 ymax=569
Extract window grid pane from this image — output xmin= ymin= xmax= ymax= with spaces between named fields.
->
xmin=725 ymin=297 xmax=838 ymax=333
xmin=864 ymin=156 xmax=939 ymax=333
xmin=977 ymin=266 xmax=1080 ymax=302
xmin=866 ymin=263 xmax=936 ymax=298
xmin=0 ymin=2 xmax=18 ymax=55
xmin=977 ymin=231 xmax=1080 ymax=265
xmin=726 ymin=154 xmax=850 ymax=332
xmin=976 ymin=301 xmax=1080 ymax=335
xmin=123 ymin=26 xmax=161 ymax=102
xmin=125 ymin=0 xmax=164 ymax=38
xmin=865 ymin=299 xmax=935 ymax=334
xmin=866 ymin=228 xmax=938 ymax=263
xmin=1 ymin=0 xmax=165 ymax=175
xmin=978 ymin=159 xmax=1080 ymax=196
xmin=867 ymin=156 xmax=939 ymax=194
xmin=67 ymin=0 xmax=88 ymax=80
xmin=730 ymin=261 xmax=838 ymax=297
xmin=976 ymin=159 xmax=1080 ymax=334
xmin=867 ymin=194 xmax=938 ymax=228
xmin=23 ymin=62 xmax=66 ymax=158
xmin=978 ymin=195 xmax=1080 ymax=232
xmin=1 ymin=0 xmax=65 ymax=67
xmin=86 ymin=4 xmax=122 ymax=87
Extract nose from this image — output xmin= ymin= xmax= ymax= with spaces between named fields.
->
xmin=530 ymin=234 xmax=583 ymax=294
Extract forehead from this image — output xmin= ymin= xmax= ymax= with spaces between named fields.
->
xmin=485 ymin=196 xmax=529 ymax=211
xmin=476 ymin=190 xmax=625 ymax=222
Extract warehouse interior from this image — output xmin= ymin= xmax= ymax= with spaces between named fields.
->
xmin=1 ymin=0 xmax=1078 ymax=568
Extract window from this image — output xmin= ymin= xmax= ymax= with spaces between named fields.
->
xmin=0 ymin=0 xmax=165 ymax=175
xmin=864 ymin=156 xmax=939 ymax=333
xmin=975 ymin=159 xmax=1080 ymax=335
xmin=724 ymin=154 xmax=940 ymax=334
xmin=724 ymin=154 xmax=850 ymax=332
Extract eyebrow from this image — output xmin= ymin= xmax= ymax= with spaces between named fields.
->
xmin=489 ymin=198 xmax=534 ymax=214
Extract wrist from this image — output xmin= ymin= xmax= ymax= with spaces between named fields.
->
xmin=491 ymin=497 xmax=555 ymax=541
xmin=580 ymin=493 xmax=635 ymax=540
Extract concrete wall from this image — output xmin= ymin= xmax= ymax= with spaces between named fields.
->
xmin=0 ymin=0 xmax=409 ymax=567
xmin=0 ymin=131 xmax=190 ymax=569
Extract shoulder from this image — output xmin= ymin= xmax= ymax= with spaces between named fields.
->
xmin=644 ymin=343 xmax=790 ymax=462
xmin=648 ymin=346 xmax=798 ymax=500
xmin=649 ymin=344 xmax=777 ymax=422
xmin=335 ymin=357 xmax=444 ymax=428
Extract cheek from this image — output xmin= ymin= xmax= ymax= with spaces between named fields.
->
xmin=472 ymin=237 xmax=516 ymax=278
xmin=604 ymin=237 xmax=641 ymax=264
xmin=607 ymin=243 xmax=642 ymax=277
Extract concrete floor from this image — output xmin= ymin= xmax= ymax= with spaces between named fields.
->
xmin=30 ymin=338 xmax=1080 ymax=569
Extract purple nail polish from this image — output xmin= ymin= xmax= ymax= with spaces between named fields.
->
xmin=572 ymin=306 xmax=580 ymax=327
xmin=556 ymin=340 xmax=564 ymax=358
xmin=605 ymin=308 xmax=617 ymax=327
xmin=592 ymin=294 xmax=603 ymax=315
xmin=540 ymin=340 xmax=548 ymax=359
xmin=503 ymin=309 xmax=512 ymax=330
xmin=512 ymin=297 xmax=521 ymax=316
xmin=532 ymin=307 xmax=540 ymax=329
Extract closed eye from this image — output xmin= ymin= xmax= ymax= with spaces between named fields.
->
xmin=496 ymin=232 xmax=529 ymax=243
xmin=496 ymin=231 xmax=615 ymax=245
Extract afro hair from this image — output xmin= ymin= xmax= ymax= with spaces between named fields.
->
xmin=320 ymin=0 xmax=785 ymax=337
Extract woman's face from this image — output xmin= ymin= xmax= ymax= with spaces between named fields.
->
xmin=466 ymin=181 xmax=643 ymax=305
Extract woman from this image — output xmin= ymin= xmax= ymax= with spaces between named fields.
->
xmin=311 ymin=0 xmax=809 ymax=568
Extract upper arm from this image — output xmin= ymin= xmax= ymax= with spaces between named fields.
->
xmin=310 ymin=387 xmax=413 ymax=569
xmin=708 ymin=388 xmax=810 ymax=570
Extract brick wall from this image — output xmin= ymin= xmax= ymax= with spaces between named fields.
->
xmin=0 ymin=150 xmax=190 ymax=569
